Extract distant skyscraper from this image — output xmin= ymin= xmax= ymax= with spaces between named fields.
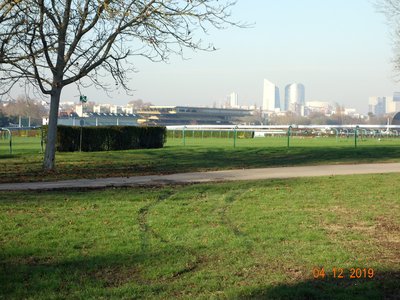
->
xmin=285 ymin=83 xmax=305 ymax=112
xmin=393 ymin=92 xmax=400 ymax=101
xmin=389 ymin=92 xmax=400 ymax=113
xmin=374 ymin=93 xmax=400 ymax=114
xmin=368 ymin=96 xmax=386 ymax=116
xmin=229 ymin=92 xmax=238 ymax=108
xmin=263 ymin=79 xmax=280 ymax=111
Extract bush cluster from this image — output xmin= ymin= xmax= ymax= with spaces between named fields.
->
xmin=43 ymin=125 xmax=166 ymax=152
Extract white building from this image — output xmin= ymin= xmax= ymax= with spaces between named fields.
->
xmin=75 ymin=104 xmax=84 ymax=117
xmin=122 ymin=105 xmax=135 ymax=114
xmin=344 ymin=108 xmax=358 ymax=116
xmin=285 ymin=83 xmax=305 ymax=113
xmin=385 ymin=96 xmax=400 ymax=114
xmin=60 ymin=101 xmax=75 ymax=108
xmin=305 ymin=101 xmax=333 ymax=115
xmin=110 ymin=105 xmax=123 ymax=114
xmin=228 ymin=92 xmax=238 ymax=108
xmin=93 ymin=104 xmax=111 ymax=114
xmin=263 ymin=79 xmax=280 ymax=112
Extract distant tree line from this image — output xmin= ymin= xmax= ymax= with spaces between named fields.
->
xmin=268 ymin=111 xmax=391 ymax=126
xmin=238 ymin=109 xmax=392 ymax=126
xmin=128 ymin=99 xmax=153 ymax=110
xmin=0 ymin=96 xmax=48 ymax=127
xmin=268 ymin=112 xmax=360 ymax=126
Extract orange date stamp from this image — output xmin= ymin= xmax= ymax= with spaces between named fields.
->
xmin=313 ymin=267 xmax=375 ymax=279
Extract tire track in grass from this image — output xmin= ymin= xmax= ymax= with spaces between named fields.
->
xmin=137 ymin=189 xmax=201 ymax=280
xmin=218 ymin=190 xmax=248 ymax=237
xmin=216 ymin=189 xmax=257 ymax=258
xmin=138 ymin=190 xmax=173 ymax=251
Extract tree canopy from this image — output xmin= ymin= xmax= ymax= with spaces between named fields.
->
xmin=0 ymin=0 xmax=239 ymax=169
xmin=1 ymin=0 xmax=238 ymax=95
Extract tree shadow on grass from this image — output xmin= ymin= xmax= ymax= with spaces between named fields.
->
xmin=0 ymin=247 xmax=198 ymax=299
xmin=145 ymin=145 xmax=400 ymax=171
xmin=238 ymin=270 xmax=400 ymax=300
xmin=1 ymin=251 xmax=400 ymax=299
xmin=3 ymin=145 xmax=400 ymax=183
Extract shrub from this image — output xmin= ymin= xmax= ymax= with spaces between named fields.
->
xmin=42 ymin=125 xmax=166 ymax=152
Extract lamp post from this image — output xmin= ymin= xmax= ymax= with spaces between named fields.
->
xmin=79 ymin=119 xmax=84 ymax=152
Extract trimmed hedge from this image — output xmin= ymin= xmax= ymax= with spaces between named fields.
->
xmin=43 ymin=125 xmax=166 ymax=152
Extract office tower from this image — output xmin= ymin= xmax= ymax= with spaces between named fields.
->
xmin=393 ymin=92 xmax=400 ymax=101
xmin=263 ymin=79 xmax=280 ymax=111
xmin=229 ymin=92 xmax=238 ymax=108
xmin=368 ymin=96 xmax=386 ymax=116
xmin=285 ymin=83 xmax=305 ymax=112
xmin=385 ymin=94 xmax=400 ymax=114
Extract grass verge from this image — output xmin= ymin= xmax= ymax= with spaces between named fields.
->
xmin=1 ymin=136 xmax=400 ymax=183
xmin=1 ymin=173 xmax=399 ymax=299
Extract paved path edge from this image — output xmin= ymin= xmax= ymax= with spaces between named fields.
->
xmin=1 ymin=162 xmax=400 ymax=191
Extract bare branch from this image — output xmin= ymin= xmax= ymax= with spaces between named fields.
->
xmin=377 ymin=0 xmax=400 ymax=80
xmin=0 ymin=0 xmax=242 ymax=170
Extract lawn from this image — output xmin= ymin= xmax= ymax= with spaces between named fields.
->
xmin=1 ymin=135 xmax=400 ymax=183
xmin=0 ymin=174 xmax=399 ymax=299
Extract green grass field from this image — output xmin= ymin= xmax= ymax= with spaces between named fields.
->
xmin=1 ymin=135 xmax=400 ymax=183
xmin=1 ymin=174 xmax=399 ymax=299
xmin=1 ymin=134 xmax=399 ymax=298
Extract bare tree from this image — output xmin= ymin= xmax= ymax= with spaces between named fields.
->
xmin=2 ymin=96 xmax=48 ymax=124
xmin=268 ymin=111 xmax=310 ymax=126
xmin=128 ymin=99 xmax=153 ymax=109
xmin=377 ymin=0 xmax=400 ymax=77
xmin=0 ymin=0 xmax=240 ymax=170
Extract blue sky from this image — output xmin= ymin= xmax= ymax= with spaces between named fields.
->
xmin=63 ymin=0 xmax=399 ymax=113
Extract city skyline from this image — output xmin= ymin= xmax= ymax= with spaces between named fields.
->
xmin=59 ymin=85 xmax=400 ymax=116
xmin=10 ymin=0 xmax=400 ymax=114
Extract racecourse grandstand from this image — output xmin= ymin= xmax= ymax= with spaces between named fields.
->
xmin=137 ymin=106 xmax=252 ymax=126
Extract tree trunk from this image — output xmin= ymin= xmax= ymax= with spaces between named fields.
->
xmin=43 ymin=88 xmax=62 ymax=170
